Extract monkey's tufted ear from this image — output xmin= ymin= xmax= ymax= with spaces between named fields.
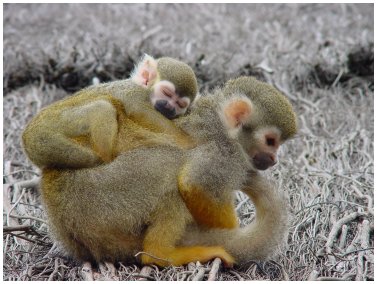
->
xmin=220 ymin=95 xmax=253 ymax=137
xmin=131 ymin=54 xmax=158 ymax=87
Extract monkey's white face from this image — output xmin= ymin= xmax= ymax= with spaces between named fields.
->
xmin=248 ymin=127 xmax=282 ymax=171
xmin=150 ymin=80 xmax=191 ymax=119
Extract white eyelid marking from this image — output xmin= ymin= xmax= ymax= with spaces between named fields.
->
xmin=175 ymin=97 xmax=191 ymax=115
xmin=158 ymin=80 xmax=176 ymax=92
xmin=254 ymin=127 xmax=281 ymax=146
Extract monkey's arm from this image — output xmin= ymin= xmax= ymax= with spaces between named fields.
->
xmin=141 ymin=195 xmax=235 ymax=267
xmin=178 ymin=181 xmax=238 ymax=229
xmin=177 ymin=162 xmax=239 ymax=229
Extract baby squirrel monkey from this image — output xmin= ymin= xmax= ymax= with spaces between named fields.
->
xmin=22 ymin=55 xmax=198 ymax=169
xmin=39 ymin=76 xmax=297 ymax=267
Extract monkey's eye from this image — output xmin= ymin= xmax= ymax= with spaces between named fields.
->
xmin=162 ymin=88 xmax=173 ymax=98
xmin=177 ymin=100 xmax=188 ymax=108
xmin=266 ymin=137 xmax=276 ymax=147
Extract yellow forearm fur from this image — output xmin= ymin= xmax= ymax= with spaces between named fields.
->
xmin=178 ymin=170 xmax=238 ymax=229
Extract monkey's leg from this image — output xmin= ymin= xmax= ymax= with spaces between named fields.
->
xmin=141 ymin=203 xmax=235 ymax=267
xmin=61 ymin=99 xmax=118 ymax=163
xmin=178 ymin=168 xmax=238 ymax=229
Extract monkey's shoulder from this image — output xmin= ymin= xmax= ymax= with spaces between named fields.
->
xmin=186 ymin=142 xmax=249 ymax=187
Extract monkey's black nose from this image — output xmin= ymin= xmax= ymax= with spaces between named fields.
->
xmin=155 ymin=100 xmax=176 ymax=119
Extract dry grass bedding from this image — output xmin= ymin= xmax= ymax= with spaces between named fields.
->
xmin=3 ymin=3 xmax=374 ymax=281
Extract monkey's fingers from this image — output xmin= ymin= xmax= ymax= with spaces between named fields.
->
xmin=169 ymin=246 xmax=235 ymax=268
xmin=204 ymin=247 xmax=235 ymax=268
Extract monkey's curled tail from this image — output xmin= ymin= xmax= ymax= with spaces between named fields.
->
xmin=180 ymin=174 xmax=289 ymax=264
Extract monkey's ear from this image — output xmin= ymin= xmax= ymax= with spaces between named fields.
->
xmin=131 ymin=54 xmax=158 ymax=87
xmin=220 ymin=96 xmax=253 ymax=136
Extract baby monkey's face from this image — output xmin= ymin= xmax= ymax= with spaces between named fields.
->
xmin=150 ymin=80 xmax=191 ymax=119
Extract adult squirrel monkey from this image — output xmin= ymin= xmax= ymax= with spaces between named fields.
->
xmin=39 ymin=76 xmax=297 ymax=267
xmin=177 ymin=76 xmax=297 ymax=229
xmin=22 ymin=55 xmax=198 ymax=169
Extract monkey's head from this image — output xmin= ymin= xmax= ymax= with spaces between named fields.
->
xmin=217 ymin=76 xmax=298 ymax=171
xmin=131 ymin=55 xmax=198 ymax=119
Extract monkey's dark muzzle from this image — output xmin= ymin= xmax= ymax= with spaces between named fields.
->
xmin=252 ymin=153 xmax=276 ymax=171
xmin=155 ymin=100 xmax=177 ymax=119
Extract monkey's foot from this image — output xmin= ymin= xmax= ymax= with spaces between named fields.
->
xmin=141 ymin=246 xmax=235 ymax=268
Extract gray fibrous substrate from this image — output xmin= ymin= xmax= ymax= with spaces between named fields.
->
xmin=3 ymin=3 xmax=373 ymax=281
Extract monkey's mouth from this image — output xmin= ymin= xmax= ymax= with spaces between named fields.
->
xmin=252 ymin=153 xmax=276 ymax=171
